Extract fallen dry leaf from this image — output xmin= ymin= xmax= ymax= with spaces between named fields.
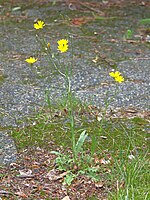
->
xmin=62 ymin=195 xmax=71 ymax=200
xmin=92 ymin=55 xmax=99 ymax=63
xmin=96 ymin=114 xmax=102 ymax=121
xmin=0 ymin=190 xmax=11 ymax=195
xmin=100 ymin=136 xmax=107 ymax=139
xmin=10 ymin=162 xmax=20 ymax=168
xmin=31 ymin=164 xmax=40 ymax=169
xmin=19 ymin=169 xmax=32 ymax=176
xmin=95 ymin=182 xmax=104 ymax=188
xmin=45 ymin=169 xmax=68 ymax=181
xmin=15 ymin=191 xmax=28 ymax=198
xmin=18 ymin=169 xmax=34 ymax=178
xmin=99 ymin=158 xmax=110 ymax=165
xmin=116 ymin=180 xmax=125 ymax=190
xmin=71 ymin=17 xmax=94 ymax=26
xmin=128 ymin=154 xmax=135 ymax=160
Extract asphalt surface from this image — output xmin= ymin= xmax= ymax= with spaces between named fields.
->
xmin=0 ymin=1 xmax=150 ymax=165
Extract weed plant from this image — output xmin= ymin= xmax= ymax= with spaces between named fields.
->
xmin=123 ymin=29 xmax=133 ymax=40
xmin=22 ymin=19 xmax=150 ymax=197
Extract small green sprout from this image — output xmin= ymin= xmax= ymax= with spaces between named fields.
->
xmin=124 ymin=29 xmax=133 ymax=40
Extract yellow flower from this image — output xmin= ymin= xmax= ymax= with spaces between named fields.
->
xmin=115 ymin=75 xmax=124 ymax=83
xmin=47 ymin=43 xmax=51 ymax=48
xmin=25 ymin=57 xmax=38 ymax=64
xmin=109 ymin=71 xmax=121 ymax=78
xmin=34 ymin=20 xmax=45 ymax=29
xmin=57 ymin=39 xmax=68 ymax=53
xmin=109 ymin=71 xmax=124 ymax=83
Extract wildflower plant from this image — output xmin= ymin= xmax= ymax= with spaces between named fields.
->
xmin=25 ymin=19 xmax=125 ymax=185
xmin=97 ymin=70 xmax=125 ymax=138
xmin=102 ymin=70 xmax=124 ymax=111
xmin=25 ymin=20 xmax=90 ymax=182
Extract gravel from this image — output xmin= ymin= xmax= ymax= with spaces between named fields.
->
xmin=0 ymin=1 xmax=149 ymax=165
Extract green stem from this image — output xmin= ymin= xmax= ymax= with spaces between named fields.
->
xmin=36 ymin=34 xmax=76 ymax=162
xmin=70 ymin=99 xmax=76 ymax=161
xmin=66 ymin=78 xmax=76 ymax=161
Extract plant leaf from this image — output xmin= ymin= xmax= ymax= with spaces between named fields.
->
xmin=139 ymin=18 xmax=150 ymax=24
xmin=63 ymin=172 xmax=76 ymax=186
xmin=75 ymin=130 xmax=88 ymax=155
xmin=12 ymin=7 xmax=21 ymax=11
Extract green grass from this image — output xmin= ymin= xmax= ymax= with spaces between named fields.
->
xmin=9 ymin=101 xmax=149 ymax=199
xmin=109 ymin=153 xmax=149 ymax=199
xmin=0 ymin=74 xmax=7 ymax=85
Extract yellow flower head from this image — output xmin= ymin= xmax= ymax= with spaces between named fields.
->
xmin=47 ymin=43 xmax=51 ymax=48
xmin=57 ymin=39 xmax=68 ymax=53
xmin=115 ymin=75 xmax=124 ymax=83
xmin=109 ymin=71 xmax=121 ymax=78
xmin=25 ymin=57 xmax=38 ymax=64
xmin=34 ymin=20 xmax=45 ymax=30
xmin=109 ymin=71 xmax=124 ymax=83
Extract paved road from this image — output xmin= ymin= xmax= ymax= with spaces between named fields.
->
xmin=0 ymin=1 xmax=150 ymax=165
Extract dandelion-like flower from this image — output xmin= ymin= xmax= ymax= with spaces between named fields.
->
xmin=25 ymin=57 xmax=38 ymax=64
xmin=57 ymin=39 xmax=68 ymax=53
xmin=109 ymin=71 xmax=121 ymax=78
xmin=109 ymin=71 xmax=124 ymax=83
xmin=34 ymin=20 xmax=45 ymax=29
xmin=114 ymin=75 xmax=124 ymax=83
